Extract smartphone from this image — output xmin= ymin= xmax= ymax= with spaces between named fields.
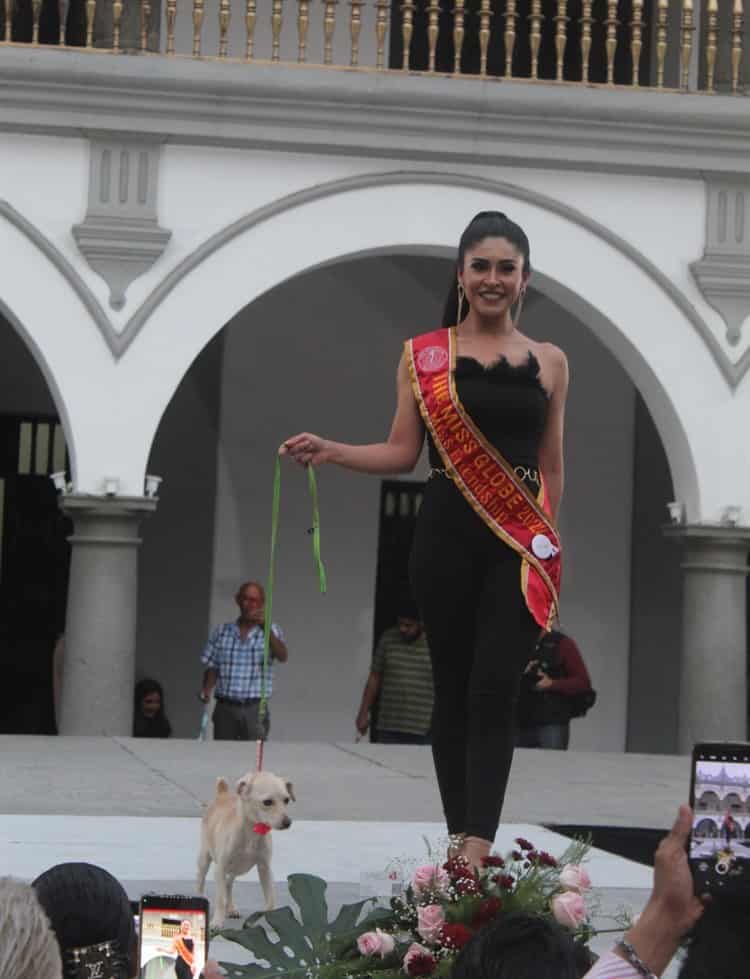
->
xmin=689 ymin=741 xmax=750 ymax=897
xmin=138 ymin=894 xmax=209 ymax=979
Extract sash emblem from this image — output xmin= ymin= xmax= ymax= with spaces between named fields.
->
xmin=416 ymin=346 xmax=449 ymax=373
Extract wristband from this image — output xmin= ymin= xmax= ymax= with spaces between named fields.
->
xmin=615 ymin=940 xmax=658 ymax=979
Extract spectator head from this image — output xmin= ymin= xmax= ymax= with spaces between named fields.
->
xmin=451 ymin=911 xmax=581 ymax=979
xmin=396 ymin=600 xmax=421 ymax=640
xmin=32 ymin=863 xmax=136 ymax=979
xmin=236 ymin=580 xmax=265 ymax=617
xmin=678 ymin=898 xmax=750 ymax=979
xmin=133 ymin=677 xmax=171 ymax=738
xmin=134 ymin=677 xmax=164 ymax=720
xmin=0 ymin=877 xmax=62 ymax=979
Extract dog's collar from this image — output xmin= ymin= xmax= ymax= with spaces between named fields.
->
xmin=253 ymin=822 xmax=272 ymax=835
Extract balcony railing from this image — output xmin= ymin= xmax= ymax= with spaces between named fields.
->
xmin=0 ymin=0 xmax=745 ymax=93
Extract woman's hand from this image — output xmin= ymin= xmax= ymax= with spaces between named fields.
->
xmin=279 ymin=433 xmax=333 ymax=467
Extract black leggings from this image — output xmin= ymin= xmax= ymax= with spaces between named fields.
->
xmin=410 ymin=476 xmax=538 ymax=841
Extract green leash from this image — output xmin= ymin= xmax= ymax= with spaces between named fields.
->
xmin=256 ymin=459 xmax=326 ymax=768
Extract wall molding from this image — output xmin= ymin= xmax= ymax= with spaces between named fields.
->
xmin=2 ymin=171 xmax=750 ymax=387
xmin=1 ymin=47 xmax=750 ymax=180
xmin=73 ymin=137 xmax=171 ymax=309
xmin=691 ymin=176 xmax=750 ymax=346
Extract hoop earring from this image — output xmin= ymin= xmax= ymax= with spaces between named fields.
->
xmin=457 ymin=282 xmax=466 ymax=324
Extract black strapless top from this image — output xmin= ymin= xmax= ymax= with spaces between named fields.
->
xmin=427 ymin=352 xmax=549 ymax=469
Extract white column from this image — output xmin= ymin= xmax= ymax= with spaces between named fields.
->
xmin=58 ymin=495 xmax=157 ymax=736
xmin=665 ymin=525 xmax=750 ymax=754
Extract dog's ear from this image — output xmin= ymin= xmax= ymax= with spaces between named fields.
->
xmin=236 ymin=774 xmax=255 ymax=796
xmin=284 ymin=779 xmax=296 ymax=802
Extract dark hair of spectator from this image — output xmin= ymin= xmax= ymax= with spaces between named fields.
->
xmin=133 ymin=677 xmax=172 ymax=738
xmin=32 ymin=863 xmax=135 ymax=979
xmin=451 ymin=911 xmax=582 ymax=979
xmin=678 ymin=899 xmax=750 ymax=979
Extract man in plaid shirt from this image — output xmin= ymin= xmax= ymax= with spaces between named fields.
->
xmin=200 ymin=580 xmax=288 ymax=741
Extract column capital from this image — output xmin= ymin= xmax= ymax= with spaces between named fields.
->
xmin=663 ymin=523 xmax=750 ymax=574
xmin=60 ymin=494 xmax=158 ymax=547
xmin=60 ymin=493 xmax=159 ymax=519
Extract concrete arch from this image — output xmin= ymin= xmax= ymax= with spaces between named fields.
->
xmin=126 ymin=175 xmax=711 ymax=514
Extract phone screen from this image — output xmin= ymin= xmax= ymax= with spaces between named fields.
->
xmin=690 ymin=742 xmax=750 ymax=896
xmin=139 ymin=896 xmax=208 ymax=979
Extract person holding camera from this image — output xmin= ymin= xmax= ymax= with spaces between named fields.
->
xmin=516 ymin=629 xmax=594 ymax=750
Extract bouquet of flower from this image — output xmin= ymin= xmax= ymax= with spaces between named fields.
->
xmin=346 ymin=837 xmax=594 ymax=979
xmin=219 ymin=837 xmax=595 ymax=979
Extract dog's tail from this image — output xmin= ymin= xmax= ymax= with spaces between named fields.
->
xmin=215 ymin=777 xmax=231 ymax=797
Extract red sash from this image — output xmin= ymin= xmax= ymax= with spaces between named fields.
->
xmin=407 ymin=327 xmax=561 ymax=630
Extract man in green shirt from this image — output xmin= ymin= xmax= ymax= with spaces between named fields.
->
xmin=356 ymin=608 xmax=433 ymax=744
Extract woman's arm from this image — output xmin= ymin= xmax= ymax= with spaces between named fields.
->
xmin=537 ymin=346 xmax=569 ymax=524
xmin=280 ymin=352 xmax=425 ymax=475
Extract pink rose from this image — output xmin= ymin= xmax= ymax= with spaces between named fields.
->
xmin=411 ymin=864 xmax=450 ymax=897
xmin=358 ymin=929 xmax=395 ymax=958
xmin=402 ymin=943 xmax=432 ymax=974
xmin=417 ymin=905 xmax=446 ymax=943
xmin=551 ymin=891 xmax=587 ymax=929
xmin=558 ymin=864 xmax=592 ymax=894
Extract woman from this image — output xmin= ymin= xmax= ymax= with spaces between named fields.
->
xmin=133 ymin=677 xmax=172 ymax=738
xmin=157 ymin=920 xmax=197 ymax=978
xmin=282 ymin=212 xmax=568 ymax=869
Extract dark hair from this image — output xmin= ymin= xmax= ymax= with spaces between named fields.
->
xmin=442 ymin=211 xmax=531 ymax=328
xmin=133 ymin=677 xmax=171 ymax=738
xmin=396 ymin=599 xmax=420 ymax=622
xmin=451 ymin=912 xmax=580 ymax=979
xmin=32 ymin=863 xmax=135 ymax=979
xmin=678 ymin=899 xmax=750 ymax=979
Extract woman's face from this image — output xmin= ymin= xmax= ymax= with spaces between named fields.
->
xmin=141 ymin=691 xmax=161 ymax=718
xmin=459 ymin=236 xmax=528 ymax=321
xmin=181 ymin=920 xmax=192 ymax=935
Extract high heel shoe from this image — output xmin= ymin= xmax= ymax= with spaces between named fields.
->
xmin=462 ymin=835 xmax=492 ymax=871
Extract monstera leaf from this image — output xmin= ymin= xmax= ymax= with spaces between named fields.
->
xmin=219 ymin=874 xmax=392 ymax=979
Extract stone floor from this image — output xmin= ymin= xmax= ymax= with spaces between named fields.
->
xmin=1 ymin=737 xmax=693 ymax=975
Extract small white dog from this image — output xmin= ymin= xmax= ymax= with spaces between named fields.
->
xmin=197 ymin=770 xmax=295 ymax=928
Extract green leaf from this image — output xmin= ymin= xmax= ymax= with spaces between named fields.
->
xmin=288 ymin=874 xmax=330 ymax=935
xmin=329 ymin=899 xmax=371 ymax=935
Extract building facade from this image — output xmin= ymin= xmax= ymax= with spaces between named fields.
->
xmin=1 ymin=0 xmax=749 ymax=752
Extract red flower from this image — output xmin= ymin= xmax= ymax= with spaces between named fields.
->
xmin=481 ymin=855 xmax=505 ymax=868
xmin=455 ymin=875 xmax=481 ymax=896
xmin=515 ymin=838 xmax=534 ymax=851
xmin=406 ymin=953 xmax=437 ymax=977
xmin=441 ymin=924 xmax=473 ymax=950
xmin=253 ymin=822 xmax=272 ymax=835
xmin=493 ymin=874 xmax=516 ymax=890
xmin=471 ymin=898 xmax=503 ymax=929
xmin=512 ymin=851 xmax=523 ymax=861
xmin=537 ymin=851 xmax=558 ymax=868
xmin=443 ymin=855 xmax=472 ymax=879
